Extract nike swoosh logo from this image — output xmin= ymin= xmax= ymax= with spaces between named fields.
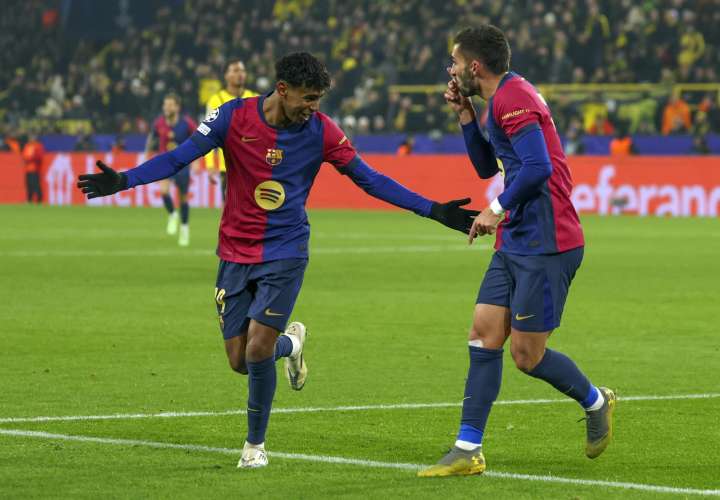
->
xmin=515 ymin=314 xmax=535 ymax=321
xmin=264 ymin=308 xmax=284 ymax=317
xmin=241 ymin=136 xmax=259 ymax=142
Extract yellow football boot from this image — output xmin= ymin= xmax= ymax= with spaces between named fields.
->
xmin=417 ymin=446 xmax=486 ymax=477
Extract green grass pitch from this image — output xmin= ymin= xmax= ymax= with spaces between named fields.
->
xmin=1 ymin=205 xmax=719 ymax=499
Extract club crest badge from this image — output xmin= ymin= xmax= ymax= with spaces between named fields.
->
xmin=265 ymin=148 xmax=283 ymax=166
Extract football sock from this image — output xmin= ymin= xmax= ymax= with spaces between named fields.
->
xmin=162 ymin=194 xmax=174 ymax=213
xmin=274 ymin=334 xmax=293 ymax=360
xmin=456 ymin=346 xmax=503 ymax=448
xmin=527 ymin=348 xmax=602 ymax=409
xmin=246 ymin=356 xmax=276 ymax=445
xmin=180 ymin=202 xmax=189 ymax=224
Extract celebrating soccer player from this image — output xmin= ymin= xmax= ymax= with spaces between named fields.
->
xmin=205 ymin=59 xmax=258 ymax=200
xmin=77 ymin=52 xmax=478 ymax=469
xmin=145 ymin=92 xmax=199 ymax=246
xmin=417 ymin=26 xmax=615 ymax=478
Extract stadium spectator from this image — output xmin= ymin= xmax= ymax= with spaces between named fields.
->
xmin=609 ymin=126 xmax=636 ymax=156
xmin=22 ymin=133 xmax=45 ymax=204
xmin=396 ymin=137 xmax=414 ymax=156
xmin=563 ymin=118 xmax=585 ymax=155
xmin=662 ymin=93 xmax=692 ymax=135
xmin=691 ymin=110 xmax=711 ymax=154
xmin=588 ymin=114 xmax=615 ymax=136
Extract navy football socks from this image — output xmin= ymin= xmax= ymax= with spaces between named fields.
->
xmin=457 ymin=346 xmax=504 ymax=448
xmin=246 ymin=356 xmax=276 ymax=445
xmin=180 ymin=202 xmax=189 ymax=224
xmin=162 ymin=194 xmax=174 ymax=213
xmin=274 ymin=334 xmax=293 ymax=360
xmin=528 ymin=348 xmax=599 ymax=409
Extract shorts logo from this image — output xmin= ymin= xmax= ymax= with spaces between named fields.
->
xmin=265 ymin=148 xmax=283 ymax=166
xmin=254 ymin=180 xmax=285 ymax=210
xmin=264 ymin=308 xmax=284 ymax=317
xmin=515 ymin=313 xmax=535 ymax=321
xmin=204 ymin=108 xmax=219 ymax=122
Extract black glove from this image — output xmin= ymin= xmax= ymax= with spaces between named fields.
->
xmin=77 ymin=160 xmax=128 ymax=199
xmin=429 ymin=197 xmax=480 ymax=234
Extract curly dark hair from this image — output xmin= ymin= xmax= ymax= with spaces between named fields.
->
xmin=275 ymin=52 xmax=331 ymax=90
xmin=454 ymin=25 xmax=511 ymax=75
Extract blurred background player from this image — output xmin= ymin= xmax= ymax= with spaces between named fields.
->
xmin=145 ymin=92 xmax=198 ymax=246
xmin=418 ymin=26 xmax=615 ymax=478
xmin=205 ymin=59 xmax=258 ymax=200
xmin=77 ymin=51 xmax=478 ymax=470
xmin=22 ymin=133 xmax=45 ymax=204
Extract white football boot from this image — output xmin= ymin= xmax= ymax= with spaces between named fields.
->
xmin=238 ymin=441 xmax=268 ymax=468
xmin=178 ymin=224 xmax=190 ymax=247
xmin=283 ymin=321 xmax=308 ymax=391
xmin=166 ymin=211 xmax=179 ymax=235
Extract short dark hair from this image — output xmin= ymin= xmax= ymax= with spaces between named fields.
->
xmin=164 ymin=92 xmax=181 ymax=106
xmin=454 ymin=25 xmax=511 ymax=75
xmin=224 ymin=58 xmax=245 ymax=74
xmin=275 ymin=52 xmax=331 ymax=90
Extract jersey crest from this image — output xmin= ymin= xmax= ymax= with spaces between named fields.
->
xmin=265 ymin=148 xmax=284 ymax=166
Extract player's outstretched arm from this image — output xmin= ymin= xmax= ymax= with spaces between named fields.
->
xmin=76 ymin=139 xmax=208 ymax=199
xmin=342 ymin=156 xmax=478 ymax=234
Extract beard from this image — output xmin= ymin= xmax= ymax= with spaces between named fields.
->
xmin=457 ymin=67 xmax=480 ymax=98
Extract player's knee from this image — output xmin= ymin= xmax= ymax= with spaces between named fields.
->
xmin=469 ymin=321 xmax=504 ymax=349
xmin=510 ymin=344 xmax=541 ymax=373
xmin=245 ymin=338 xmax=275 ymax=362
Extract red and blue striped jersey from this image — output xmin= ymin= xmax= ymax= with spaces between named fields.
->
xmin=487 ymin=72 xmax=584 ymax=255
xmin=152 ymin=115 xmax=197 ymax=153
xmin=191 ymin=94 xmax=357 ymax=263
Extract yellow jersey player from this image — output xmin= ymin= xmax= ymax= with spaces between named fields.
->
xmin=205 ymin=59 xmax=258 ymax=200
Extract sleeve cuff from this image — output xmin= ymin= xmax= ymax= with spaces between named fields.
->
xmin=490 ymin=198 xmax=505 ymax=215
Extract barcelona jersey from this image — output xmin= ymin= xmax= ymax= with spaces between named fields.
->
xmin=151 ymin=115 xmax=197 ymax=153
xmin=190 ymin=94 xmax=357 ymax=264
xmin=486 ymin=72 xmax=584 ymax=255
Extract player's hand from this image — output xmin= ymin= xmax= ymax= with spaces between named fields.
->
xmin=468 ymin=207 xmax=504 ymax=244
xmin=444 ymin=73 xmax=474 ymax=120
xmin=76 ymin=160 xmax=128 ymax=199
xmin=429 ymin=198 xmax=480 ymax=234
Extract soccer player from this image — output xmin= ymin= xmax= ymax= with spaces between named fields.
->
xmin=77 ymin=52 xmax=478 ymax=469
xmin=417 ymin=26 xmax=615 ymax=477
xmin=145 ymin=92 xmax=198 ymax=246
xmin=205 ymin=59 xmax=258 ymax=200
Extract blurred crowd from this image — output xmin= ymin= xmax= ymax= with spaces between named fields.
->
xmin=1 ymin=0 xmax=719 ymax=144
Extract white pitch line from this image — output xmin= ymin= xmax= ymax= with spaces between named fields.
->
xmin=0 ymin=244 xmax=489 ymax=258
xmin=1 ymin=392 xmax=717 ymax=424
xmin=0 ymin=429 xmax=718 ymax=497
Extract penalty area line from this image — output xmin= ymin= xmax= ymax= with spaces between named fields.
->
xmin=0 ymin=428 xmax=718 ymax=497
xmin=0 ymin=392 xmax=718 ymax=424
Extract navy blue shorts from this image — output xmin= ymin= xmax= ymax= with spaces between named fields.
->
xmin=172 ymin=167 xmax=190 ymax=195
xmin=476 ymin=247 xmax=583 ymax=332
xmin=214 ymin=258 xmax=307 ymax=339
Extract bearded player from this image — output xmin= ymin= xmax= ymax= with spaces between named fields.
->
xmin=78 ymin=52 xmax=478 ymax=470
xmin=418 ymin=26 xmax=615 ymax=477
xmin=205 ymin=59 xmax=258 ymax=200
